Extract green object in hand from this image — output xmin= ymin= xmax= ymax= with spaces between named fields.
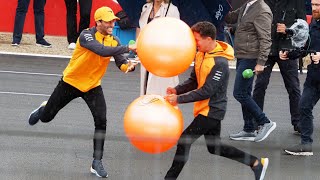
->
xmin=128 ymin=40 xmax=136 ymax=45
xmin=242 ymin=69 xmax=254 ymax=79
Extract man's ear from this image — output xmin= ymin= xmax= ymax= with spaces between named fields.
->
xmin=96 ymin=21 xmax=102 ymax=26
xmin=207 ymin=36 xmax=213 ymax=41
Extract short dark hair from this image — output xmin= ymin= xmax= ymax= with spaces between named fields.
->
xmin=191 ymin=21 xmax=216 ymax=40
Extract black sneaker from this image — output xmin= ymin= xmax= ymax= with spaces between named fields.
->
xmin=252 ymin=158 xmax=269 ymax=180
xmin=284 ymin=144 xmax=313 ymax=156
xmin=90 ymin=160 xmax=108 ymax=178
xmin=36 ymin=39 xmax=52 ymax=48
xmin=28 ymin=101 xmax=47 ymax=125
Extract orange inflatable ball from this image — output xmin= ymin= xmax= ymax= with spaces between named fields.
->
xmin=123 ymin=95 xmax=184 ymax=154
xmin=137 ymin=17 xmax=196 ymax=77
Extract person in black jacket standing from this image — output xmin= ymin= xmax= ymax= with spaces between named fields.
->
xmin=252 ymin=0 xmax=306 ymax=134
xmin=283 ymin=0 xmax=320 ymax=156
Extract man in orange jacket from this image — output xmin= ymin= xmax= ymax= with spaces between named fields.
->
xmin=27 ymin=7 xmax=136 ymax=178
xmin=164 ymin=21 xmax=269 ymax=180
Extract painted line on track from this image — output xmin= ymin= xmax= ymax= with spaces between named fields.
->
xmin=0 ymin=70 xmax=61 ymax=77
xmin=0 ymin=91 xmax=50 ymax=97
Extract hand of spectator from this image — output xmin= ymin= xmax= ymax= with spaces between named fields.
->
xmin=311 ymin=52 xmax=320 ymax=64
xmin=254 ymin=64 xmax=265 ymax=75
xmin=166 ymin=87 xmax=177 ymax=95
xmin=164 ymin=94 xmax=178 ymax=106
xmin=277 ymin=23 xmax=287 ymax=34
xmin=279 ymin=51 xmax=289 ymax=60
xmin=125 ymin=60 xmax=138 ymax=73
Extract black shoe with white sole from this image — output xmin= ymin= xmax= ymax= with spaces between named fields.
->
xmin=284 ymin=144 xmax=313 ymax=156
xmin=28 ymin=101 xmax=47 ymax=125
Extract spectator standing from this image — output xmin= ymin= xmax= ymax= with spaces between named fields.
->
xmin=65 ymin=0 xmax=92 ymax=50
xmin=12 ymin=0 xmax=51 ymax=47
xmin=252 ymin=0 xmax=306 ymax=134
xmin=284 ymin=0 xmax=320 ymax=156
xmin=137 ymin=0 xmax=180 ymax=96
xmin=225 ymin=0 xmax=276 ymax=142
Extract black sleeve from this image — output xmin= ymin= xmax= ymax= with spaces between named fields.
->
xmin=112 ymin=36 xmax=130 ymax=69
xmin=224 ymin=8 xmax=241 ymax=24
xmin=296 ymin=0 xmax=307 ymax=20
xmin=177 ymin=58 xmax=229 ymax=104
xmin=175 ymin=67 xmax=198 ymax=95
xmin=79 ymin=29 xmax=130 ymax=57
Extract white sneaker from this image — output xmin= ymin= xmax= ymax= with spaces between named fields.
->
xmin=11 ymin=43 xmax=20 ymax=47
xmin=68 ymin=42 xmax=76 ymax=50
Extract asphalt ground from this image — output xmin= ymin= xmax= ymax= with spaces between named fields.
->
xmin=0 ymin=54 xmax=320 ymax=180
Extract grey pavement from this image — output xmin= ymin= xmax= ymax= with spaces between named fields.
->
xmin=0 ymin=54 xmax=320 ymax=180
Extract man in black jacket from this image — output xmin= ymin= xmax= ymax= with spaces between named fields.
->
xmin=283 ymin=0 xmax=320 ymax=156
xmin=252 ymin=0 xmax=306 ymax=134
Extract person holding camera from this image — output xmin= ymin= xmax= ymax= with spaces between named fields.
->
xmin=283 ymin=0 xmax=320 ymax=156
xmin=252 ymin=0 xmax=307 ymax=134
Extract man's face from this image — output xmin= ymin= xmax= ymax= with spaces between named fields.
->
xmin=312 ymin=0 xmax=320 ymax=20
xmin=193 ymin=32 xmax=210 ymax=53
xmin=97 ymin=19 xmax=116 ymax=35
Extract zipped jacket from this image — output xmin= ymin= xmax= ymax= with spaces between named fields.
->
xmin=225 ymin=0 xmax=272 ymax=65
xmin=175 ymin=41 xmax=234 ymax=120
xmin=63 ymin=27 xmax=130 ymax=92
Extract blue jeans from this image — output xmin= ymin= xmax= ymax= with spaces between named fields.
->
xmin=253 ymin=56 xmax=301 ymax=126
xmin=233 ymin=59 xmax=270 ymax=132
xmin=12 ymin=0 xmax=46 ymax=43
xmin=299 ymin=75 xmax=320 ymax=144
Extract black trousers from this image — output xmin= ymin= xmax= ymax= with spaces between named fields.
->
xmin=40 ymin=80 xmax=107 ymax=160
xmin=165 ymin=115 xmax=258 ymax=179
xmin=253 ymin=56 xmax=301 ymax=126
xmin=64 ymin=0 xmax=92 ymax=43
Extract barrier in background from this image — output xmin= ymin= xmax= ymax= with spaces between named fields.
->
xmin=0 ymin=0 xmax=123 ymax=36
xmin=112 ymin=26 xmax=136 ymax=45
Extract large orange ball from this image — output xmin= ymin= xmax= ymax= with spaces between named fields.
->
xmin=137 ymin=17 xmax=196 ymax=77
xmin=123 ymin=95 xmax=184 ymax=154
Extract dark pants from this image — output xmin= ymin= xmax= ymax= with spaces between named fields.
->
xmin=233 ymin=59 xmax=269 ymax=132
xmin=299 ymin=76 xmax=320 ymax=144
xmin=13 ymin=0 xmax=46 ymax=43
xmin=64 ymin=0 xmax=92 ymax=43
xmin=40 ymin=80 xmax=107 ymax=160
xmin=164 ymin=115 xmax=258 ymax=179
xmin=253 ymin=56 xmax=301 ymax=126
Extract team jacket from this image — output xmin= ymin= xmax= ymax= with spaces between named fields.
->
xmin=63 ymin=27 xmax=131 ymax=92
xmin=175 ymin=41 xmax=234 ymax=120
